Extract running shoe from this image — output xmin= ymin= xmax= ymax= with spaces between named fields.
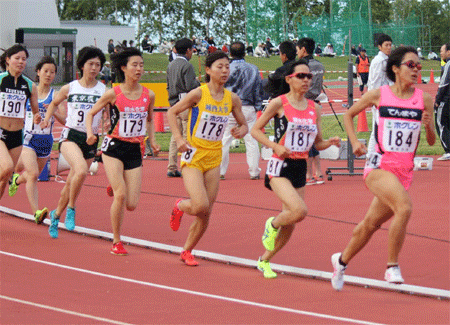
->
xmin=257 ymin=257 xmax=277 ymax=279
xmin=170 ymin=199 xmax=184 ymax=231
xmin=437 ymin=153 xmax=450 ymax=161
xmin=111 ymin=241 xmax=128 ymax=256
xmin=220 ymin=175 xmax=225 ymax=180
xmin=384 ymin=266 xmax=404 ymax=284
xmin=48 ymin=210 xmax=59 ymax=239
xmin=262 ymin=217 xmax=279 ymax=251
xmin=306 ymin=178 xmax=316 ymax=186
xmin=180 ymin=250 xmax=198 ymax=266
xmin=65 ymin=207 xmax=76 ymax=231
xmin=8 ymin=173 xmax=19 ymax=197
xmin=106 ymin=185 xmax=114 ymax=197
xmin=34 ymin=207 xmax=48 ymax=224
xmin=315 ymin=175 xmax=325 ymax=185
xmin=331 ymin=252 xmax=347 ymax=291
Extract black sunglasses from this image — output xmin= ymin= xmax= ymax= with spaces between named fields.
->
xmin=401 ymin=60 xmax=422 ymax=70
xmin=288 ymin=72 xmax=313 ymax=80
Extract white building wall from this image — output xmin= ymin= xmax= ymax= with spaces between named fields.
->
xmin=60 ymin=22 xmax=136 ymax=54
xmin=0 ymin=0 xmax=60 ymax=48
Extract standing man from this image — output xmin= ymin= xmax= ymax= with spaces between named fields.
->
xmin=220 ymin=41 xmax=262 ymax=180
xmin=367 ymin=33 xmax=393 ymax=153
xmin=435 ymin=43 xmax=450 ymax=161
xmin=166 ymin=38 xmax=200 ymax=177
xmin=355 ymin=48 xmax=370 ymax=96
xmin=296 ymin=37 xmax=326 ymax=185
xmin=264 ymin=40 xmax=297 ymax=99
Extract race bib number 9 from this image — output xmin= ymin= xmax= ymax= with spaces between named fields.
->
xmin=119 ymin=111 xmax=148 ymax=138
xmin=382 ymin=120 xmax=421 ymax=153
xmin=266 ymin=157 xmax=284 ymax=177
xmin=194 ymin=112 xmax=228 ymax=141
xmin=0 ymin=92 xmax=27 ymax=118
xmin=181 ymin=147 xmax=197 ymax=164
xmin=284 ymin=122 xmax=317 ymax=153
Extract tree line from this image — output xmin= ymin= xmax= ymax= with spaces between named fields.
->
xmin=55 ymin=0 xmax=449 ymax=50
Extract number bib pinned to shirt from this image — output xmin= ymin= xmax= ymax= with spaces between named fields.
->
xmin=119 ymin=111 xmax=148 ymax=138
xmin=382 ymin=120 xmax=421 ymax=153
xmin=284 ymin=122 xmax=317 ymax=153
xmin=194 ymin=112 xmax=228 ymax=141
xmin=0 ymin=92 xmax=27 ymax=118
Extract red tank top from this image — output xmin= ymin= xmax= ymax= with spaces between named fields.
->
xmin=108 ymin=85 xmax=150 ymax=143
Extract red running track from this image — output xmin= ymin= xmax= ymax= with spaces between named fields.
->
xmin=1 ymin=153 xmax=448 ymax=324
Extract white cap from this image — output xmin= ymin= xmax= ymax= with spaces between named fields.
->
xmin=105 ymin=61 xmax=110 ymax=65
xmin=327 ymin=43 xmax=331 ymax=46
xmin=417 ymin=47 xmax=421 ymax=51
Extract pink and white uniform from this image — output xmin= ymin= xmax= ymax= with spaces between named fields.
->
xmin=364 ymin=85 xmax=424 ymax=189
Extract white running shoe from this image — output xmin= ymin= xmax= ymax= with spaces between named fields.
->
xmin=331 ymin=253 xmax=346 ymax=291
xmin=384 ymin=266 xmax=404 ymax=284
xmin=437 ymin=153 xmax=450 ymax=161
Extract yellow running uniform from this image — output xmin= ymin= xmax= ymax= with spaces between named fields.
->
xmin=181 ymin=84 xmax=233 ymax=172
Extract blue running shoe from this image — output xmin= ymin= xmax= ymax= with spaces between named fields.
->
xmin=65 ymin=207 xmax=75 ymax=231
xmin=49 ymin=210 xmax=60 ymax=238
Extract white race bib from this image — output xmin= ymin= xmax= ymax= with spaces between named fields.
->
xmin=365 ymin=152 xmax=382 ymax=169
xmin=118 ymin=111 xmax=148 ymax=137
xmin=265 ymin=157 xmax=284 ymax=177
xmin=284 ymin=122 xmax=317 ymax=153
xmin=382 ymin=120 xmax=421 ymax=153
xmin=25 ymin=111 xmax=52 ymax=134
xmin=181 ymin=147 xmax=197 ymax=164
xmin=0 ymin=92 xmax=27 ymax=118
xmin=194 ymin=112 xmax=228 ymax=141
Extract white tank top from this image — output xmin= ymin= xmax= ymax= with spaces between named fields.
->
xmin=65 ymin=80 xmax=106 ymax=133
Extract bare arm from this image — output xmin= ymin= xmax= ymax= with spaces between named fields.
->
xmin=343 ymin=89 xmax=380 ymax=156
xmin=167 ymin=87 xmax=202 ymax=152
xmin=29 ymin=84 xmax=41 ymax=123
xmin=146 ymin=90 xmax=160 ymax=154
xmin=229 ymin=93 xmax=248 ymax=139
xmin=422 ymin=92 xmax=436 ymax=146
xmin=86 ymin=88 xmax=115 ymax=145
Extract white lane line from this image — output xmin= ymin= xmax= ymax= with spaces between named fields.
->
xmin=1 ymin=251 xmax=384 ymax=325
xmin=0 ymin=295 xmax=134 ymax=325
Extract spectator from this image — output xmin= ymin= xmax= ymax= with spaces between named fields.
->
xmin=159 ymin=41 xmax=171 ymax=54
xmin=314 ymin=44 xmax=322 ymax=56
xmin=417 ymin=47 xmax=424 ymax=59
xmin=355 ymin=48 xmax=370 ymax=95
xmin=428 ymin=50 xmax=439 ymax=61
xmin=264 ymin=40 xmax=297 ymax=98
xmin=122 ymin=40 xmax=128 ymax=48
xmin=246 ymin=42 xmax=254 ymax=56
xmin=107 ymin=39 xmax=114 ymax=54
xmin=351 ymin=45 xmax=358 ymax=57
xmin=323 ymin=43 xmax=336 ymax=57
xmin=356 ymin=43 xmax=363 ymax=55
xmin=129 ymin=40 xmax=135 ymax=48
xmin=435 ymin=43 xmax=450 ymax=161
xmin=99 ymin=61 xmax=112 ymax=85
xmin=221 ymin=43 xmax=229 ymax=53
xmin=254 ymin=43 xmax=265 ymax=57
xmin=296 ymin=37 xmax=326 ymax=185
xmin=220 ymin=41 xmax=263 ymax=180
xmin=165 ymin=38 xmax=200 ymax=177
xmin=265 ymin=37 xmax=275 ymax=57
xmin=141 ymin=35 xmax=153 ymax=53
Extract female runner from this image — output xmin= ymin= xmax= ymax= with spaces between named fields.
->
xmin=331 ymin=46 xmax=436 ymax=290
xmin=9 ymin=56 xmax=66 ymax=223
xmin=251 ymin=60 xmax=340 ymax=278
xmin=167 ymin=51 xmax=248 ymax=266
xmin=86 ymin=47 xmax=160 ymax=255
xmin=41 ymin=46 xmax=106 ymax=238
xmin=0 ymin=45 xmax=40 ymax=200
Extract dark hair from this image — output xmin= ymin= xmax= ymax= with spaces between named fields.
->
xmin=174 ymin=38 xmax=193 ymax=55
xmin=376 ymin=34 xmax=392 ymax=47
xmin=229 ymin=41 xmax=245 ymax=59
xmin=110 ymin=47 xmax=142 ymax=83
xmin=297 ymin=38 xmax=315 ymax=56
xmin=205 ymin=51 xmax=229 ymax=82
xmin=0 ymin=44 xmax=29 ymax=71
xmin=35 ymin=56 xmax=57 ymax=82
xmin=386 ymin=46 xmax=417 ymax=82
xmin=279 ymin=41 xmax=296 ymax=61
xmin=444 ymin=43 xmax=450 ymax=52
xmin=76 ymin=46 xmax=106 ymax=77
xmin=284 ymin=59 xmax=309 ymax=77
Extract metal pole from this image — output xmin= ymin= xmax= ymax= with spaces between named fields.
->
xmin=347 ymin=28 xmax=354 ymax=173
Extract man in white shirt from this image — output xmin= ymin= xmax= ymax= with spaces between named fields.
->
xmin=367 ymin=34 xmax=393 ymax=152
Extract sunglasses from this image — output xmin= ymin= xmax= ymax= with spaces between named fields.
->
xmin=401 ymin=60 xmax=422 ymax=70
xmin=288 ymin=72 xmax=313 ymax=80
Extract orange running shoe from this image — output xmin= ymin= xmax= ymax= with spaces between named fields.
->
xmin=111 ymin=241 xmax=128 ymax=255
xmin=170 ymin=198 xmax=184 ymax=231
xmin=180 ymin=250 xmax=198 ymax=266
